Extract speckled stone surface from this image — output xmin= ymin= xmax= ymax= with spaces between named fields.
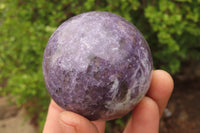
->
xmin=43 ymin=11 xmax=153 ymax=120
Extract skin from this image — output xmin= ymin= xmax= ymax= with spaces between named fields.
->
xmin=43 ymin=70 xmax=174 ymax=133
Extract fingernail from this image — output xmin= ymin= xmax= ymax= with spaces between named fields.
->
xmin=59 ymin=113 xmax=76 ymax=133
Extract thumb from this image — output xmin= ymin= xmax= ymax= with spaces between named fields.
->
xmin=59 ymin=111 xmax=99 ymax=133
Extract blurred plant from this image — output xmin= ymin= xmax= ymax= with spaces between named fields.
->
xmin=0 ymin=0 xmax=199 ymax=132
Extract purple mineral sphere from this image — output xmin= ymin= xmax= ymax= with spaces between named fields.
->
xmin=43 ymin=11 xmax=153 ymax=121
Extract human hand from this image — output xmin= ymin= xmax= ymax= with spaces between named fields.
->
xmin=43 ymin=70 xmax=174 ymax=133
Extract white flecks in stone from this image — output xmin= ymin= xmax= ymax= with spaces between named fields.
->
xmin=105 ymin=88 xmax=132 ymax=115
xmin=109 ymin=75 xmax=116 ymax=81
xmin=104 ymin=44 xmax=152 ymax=116
xmin=109 ymin=78 xmax=120 ymax=100
xmin=47 ymin=12 xmax=136 ymax=72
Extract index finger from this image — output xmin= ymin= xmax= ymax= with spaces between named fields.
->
xmin=147 ymin=70 xmax=174 ymax=117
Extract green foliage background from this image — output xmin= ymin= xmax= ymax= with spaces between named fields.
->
xmin=0 ymin=0 xmax=200 ymax=132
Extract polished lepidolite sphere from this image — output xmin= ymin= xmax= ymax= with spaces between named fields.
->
xmin=43 ymin=11 xmax=153 ymax=120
